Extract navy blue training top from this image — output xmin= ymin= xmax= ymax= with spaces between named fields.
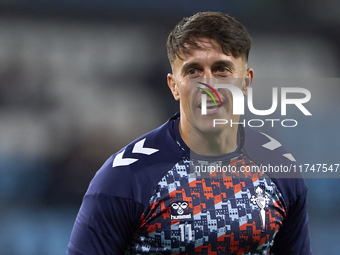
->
xmin=68 ymin=113 xmax=311 ymax=255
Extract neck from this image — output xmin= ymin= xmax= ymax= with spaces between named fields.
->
xmin=179 ymin=118 xmax=238 ymax=155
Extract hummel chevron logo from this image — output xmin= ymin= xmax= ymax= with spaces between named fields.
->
xmin=261 ymin=133 xmax=281 ymax=151
xmin=283 ymin=153 xmax=296 ymax=162
xmin=112 ymin=150 xmax=138 ymax=168
xmin=112 ymin=138 xmax=159 ymax=167
xmin=132 ymin=138 xmax=159 ymax=155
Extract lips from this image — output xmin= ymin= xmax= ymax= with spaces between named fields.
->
xmin=206 ymin=101 xmax=221 ymax=112
xmin=197 ymin=99 xmax=224 ymax=115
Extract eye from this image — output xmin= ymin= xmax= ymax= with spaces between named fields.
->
xmin=216 ymin=67 xmax=229 ymax=73
xmin=186 ymin=68 xmax=201 ymax=78
xmin=188 ymin=68 xmax=197 ymax=75
xmin=214 ymin=66 xmax=232 ymax=77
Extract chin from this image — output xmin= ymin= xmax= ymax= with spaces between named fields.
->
xmin=192 ymin=106 xmax=232 ymax=130
xmin=191 ymin=117 xmax=227 ymax=134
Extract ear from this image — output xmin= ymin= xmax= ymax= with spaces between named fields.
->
xmin=242 ymin=68 xmax=254 ymax=96
xmin=167 ymin=73 xmax=180 ymax=101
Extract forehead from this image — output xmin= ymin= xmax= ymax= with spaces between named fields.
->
xmin=177 ymin=38 xmax=225 ymax=60
xmin=173 ymin=38 xmax=243 ymax=70
xmin=188 ymin=37 xmax=222 ymax=51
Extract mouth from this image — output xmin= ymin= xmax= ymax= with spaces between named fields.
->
xmin=198 ymin=100 xmax=223 ymax=114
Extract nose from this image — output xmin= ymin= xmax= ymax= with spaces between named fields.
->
xmin=203 ymin=70 xmax=214 ymax=80
xmin=199 ymin=70 xmax=218 ymax=90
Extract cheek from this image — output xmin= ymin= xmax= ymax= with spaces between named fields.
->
xmin=182 ymin=89 xmax=191 ymax=109
xmin=177 ymin=79 xmax=191 ymax=99
xmin=220 ymin=89 xmax=233 ymax=101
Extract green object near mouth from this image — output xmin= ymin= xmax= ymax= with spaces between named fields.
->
xmin=197 ymin=87 xmax=217 ymax=106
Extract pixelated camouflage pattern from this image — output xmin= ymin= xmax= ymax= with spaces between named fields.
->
xmin=125 ymin=155 xmax=286 ymax=255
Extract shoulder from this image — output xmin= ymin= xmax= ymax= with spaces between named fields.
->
xmin=242 ymin=126 xmax=296 ymax=165
xmin=242 ymin=126 xmax=307 ymax=209
xmin=85 ymin=114 xmax=186 ymax=205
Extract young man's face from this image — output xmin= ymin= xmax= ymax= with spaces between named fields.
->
xmin=167 ymin=38 xmax=254 ymax=134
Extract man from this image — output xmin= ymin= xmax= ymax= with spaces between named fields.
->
xmin=68 ymin=12 xmax=311 ymax=254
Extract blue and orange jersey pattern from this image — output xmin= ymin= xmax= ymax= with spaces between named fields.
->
xmin=128 ymin=157 xmax=285 ymax=255
xmin=68 ymin=113 xmax=311 ymax=255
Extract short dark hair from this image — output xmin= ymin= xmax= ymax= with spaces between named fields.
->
xmin=167 ymin=12 xmax=252 ymax=65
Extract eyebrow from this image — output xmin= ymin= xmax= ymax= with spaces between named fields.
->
xmin=181 ymin=62 xmax=202 ymax=76
xmin=181 ymin=60 xmax=235 ymax=75
xmin=211 ymin=60 xmax=235 ymax=70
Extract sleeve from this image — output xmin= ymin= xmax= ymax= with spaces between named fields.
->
xmin=67 ymin=194 xmax=144 ymax=255
xmin=270 ymin=188 xmax=312 ymax=255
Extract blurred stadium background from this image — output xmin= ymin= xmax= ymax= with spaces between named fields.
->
xmin=0 ymin=1 xmax=339 ymax=254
